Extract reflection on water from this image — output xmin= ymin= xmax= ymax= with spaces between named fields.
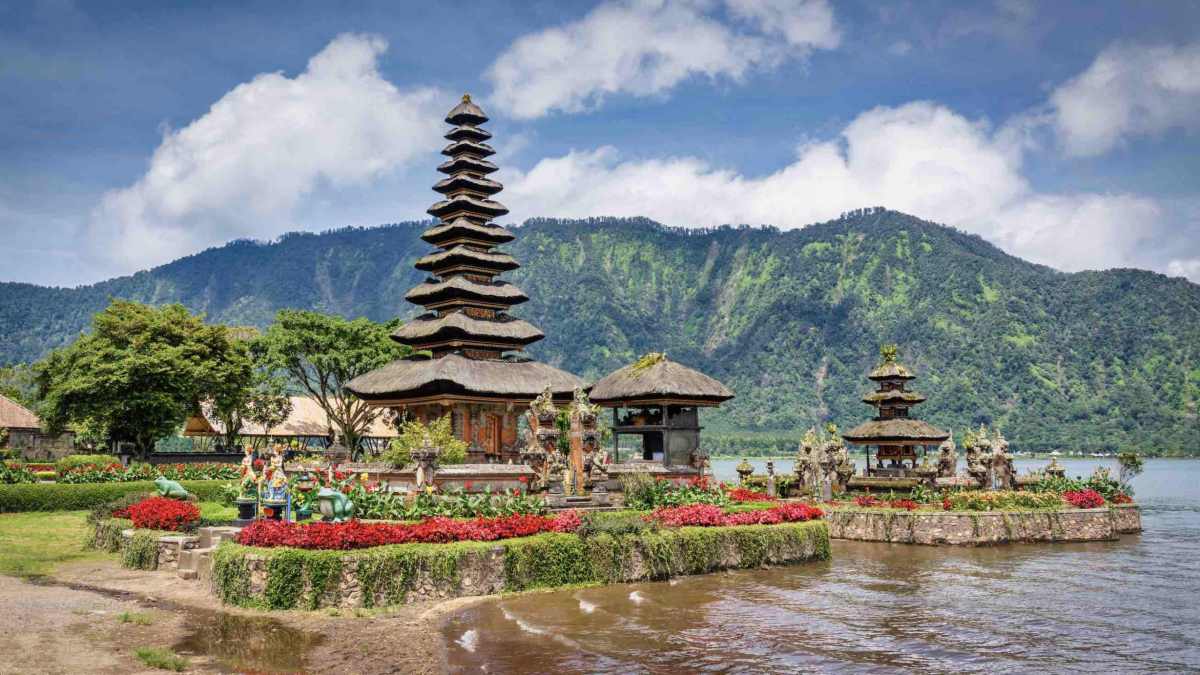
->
xmin=444 ymin=459 xmax=1200 ymax=673
xmin=173 ymin=607 xmax=323 ymax=673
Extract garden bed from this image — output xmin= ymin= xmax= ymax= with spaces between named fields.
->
xmin=825 ymin=504 xmax=1141 ymax=545
xmin=210 ymin=519 xmax=831 ymax=610
xmin=0 ymin=480 xmax=234 ymax=512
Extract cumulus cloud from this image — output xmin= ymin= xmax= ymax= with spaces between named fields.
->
xmin=485 ymin=0 xmax=840 ymax=119
xmin=1167 ymin=259 xmax=1200 ymax=283
xmin=1050 ymin=42 xmax=1200 ymax=157
xmin=504 ymin=101 xmax=1169 ymax=274
xmin=90 ymin=33 xmax=445 ymax=273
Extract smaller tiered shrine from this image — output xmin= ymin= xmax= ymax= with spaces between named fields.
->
xmin=843 ymin=346 xmax=949 ymax=479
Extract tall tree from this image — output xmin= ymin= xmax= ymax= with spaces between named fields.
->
xmin=35 ymin=300 xmax=254 ymax=458
xmin=254 ymin=310 xmax=409 ymax=454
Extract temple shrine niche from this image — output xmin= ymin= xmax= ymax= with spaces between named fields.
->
xmin=347 ymin=95 xmax=584 ymax=463
xmin=589 ymin=353 xmax=733 ymax=483
xmin=843 ymin=346 xmax=949 ymax=481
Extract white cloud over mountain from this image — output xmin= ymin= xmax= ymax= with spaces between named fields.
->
xmin=1050 ymin=41 xmax=1200 ymax=157
xmin=485 ymin=0 xmax=840 ymax=119
xmin=504 ymin=101 xmax=1168 ymax=275
xmin=89 ymin=33 xmax=445 ymax=273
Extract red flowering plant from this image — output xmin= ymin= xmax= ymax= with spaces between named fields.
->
xmin=1111 ymin=492 xmax=1134 ymax=505
xmin=646 ymin=502 xmax=823 ymax=528
xmin=724 ymin=485 xmax=776 ymax=503
xmin=1063 ymin=489 xmax=1105 ymax=509
xmin=118 ymin=497 xmax=201 ymax=531
xmin=853 ymin=495 xmax=883 ymax=507
xmin=889 ymin=499 xmax=919 ymax=511
xmin=235 ymin=510 xmax=582 ymax=550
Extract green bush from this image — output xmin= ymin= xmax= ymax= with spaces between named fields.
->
xmin=621 ymin=473 xmax=728 ymax=509
xmin=944 ymin=490 xmax=1063 ymax=511
xmin=378 ymin=415 xmax=467 ymax=467
xmin=56 ymin=454 xmax=120 ymax=471
xmin=576 ymin=510 xmax=659 ymax=538
xmin=0 ymin=480 xmax=232 ymax=512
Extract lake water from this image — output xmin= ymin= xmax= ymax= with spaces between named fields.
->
xmin=443 ymin=458 xmax=1200 ymax=673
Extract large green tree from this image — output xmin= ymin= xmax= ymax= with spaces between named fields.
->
xmin=254 ymin=310 xmax=408 ymax=454
xmin=35 ymin=300 xmax=254 ymax=458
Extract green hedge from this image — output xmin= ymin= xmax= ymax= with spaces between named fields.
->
xmin=211 ymin=520 xmax=830 ymax=610
xmin=0 ymin=480 xmax=233 ymax=512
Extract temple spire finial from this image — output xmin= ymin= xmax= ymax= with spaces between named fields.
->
xmin=462 ymin=92 xmax=471 ymax=103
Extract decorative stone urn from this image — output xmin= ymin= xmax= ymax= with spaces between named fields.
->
xmin=736 ymin=458 xmax=754 ymax=485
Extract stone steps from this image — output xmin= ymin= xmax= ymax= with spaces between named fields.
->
xmin=165 ymin=526 xmax=242 ymax=581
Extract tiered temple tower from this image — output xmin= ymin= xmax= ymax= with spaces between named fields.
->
xmin=348 ymin=95 xmax=583 ymax=462
xmin=843 ymin=346 xmax=949 ymax=476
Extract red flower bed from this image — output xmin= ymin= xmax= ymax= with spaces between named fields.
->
xmin=119 ymin=497 xmax=200 ymax=531
xmin=889 ymin=499 xmax=919 ymax=511
xmin=854 ymin=495 xmax=883 ymax=507
xmin=725 ymin=487 xmax=775 ymax=503
xmin=235 ymin=510 xmax=582 ymax=550
xmin=647 ymin=502 xmax=823 ymax=528
xmin=1111 ymin=492 xmax=1134 ymax=505
xmin=1063 ymin=489 xmax=1105 ymax=509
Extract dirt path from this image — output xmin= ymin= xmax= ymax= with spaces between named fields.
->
xmin=0 ymin=560 xmax=483 ymax=674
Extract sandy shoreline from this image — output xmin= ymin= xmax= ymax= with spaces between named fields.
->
xmin=0 ymin=559 xmax=483 ymax=674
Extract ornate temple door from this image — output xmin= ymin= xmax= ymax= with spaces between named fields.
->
xmin=485 ymin=414 xmax=501 ymax=457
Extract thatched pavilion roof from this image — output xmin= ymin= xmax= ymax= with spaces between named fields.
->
xmin=589 ymin=354 xmax=733 ymax=406
xmin=0 ymin=394 xmax=40 ymax=430
xmin=861 ymin=390 xmax=926 ymax=405
xmin=346 ymin=354 xmax=585 ymax=402
xmin=842 ymin=418 xmax=949 ymax=445
xmin=192 ymin=396 xmax=398 ymax=439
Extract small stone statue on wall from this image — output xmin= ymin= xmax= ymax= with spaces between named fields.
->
xmin=937 ymin=432 xmax=957 ymax=478
xmin=991 ymin=429 xmax=1014 ymax=489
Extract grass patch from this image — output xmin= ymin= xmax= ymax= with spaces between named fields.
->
xmin=134 ymin=647 xmax=188 ymax=671
xmin=198 ymin=501 xmax=237 ymax=522
xmin=0 ymin=510 xmax=107 ymax=577
xmin=118 ymin=611 xmax=154 ymax=625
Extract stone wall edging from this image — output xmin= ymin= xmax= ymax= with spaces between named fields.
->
xmin=827 ymin=505 xmax=1141 ymax=546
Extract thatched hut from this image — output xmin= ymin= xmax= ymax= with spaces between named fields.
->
xmin=0 ymin=394 xmax=74 ymax=459
xmin=186 ymin=396 xmax=398 ymax=453
xmin=590 ymin=353 xmax=733 ymax=469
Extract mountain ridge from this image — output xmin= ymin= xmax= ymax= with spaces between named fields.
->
xmin=2 ymin=209 xmax=1197 ymax=453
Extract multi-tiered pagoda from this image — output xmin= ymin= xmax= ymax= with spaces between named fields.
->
xmin=843 ymin=345 xmax=949 ymax=477
xmin=348 ymin=95 xmax=583 ymax=462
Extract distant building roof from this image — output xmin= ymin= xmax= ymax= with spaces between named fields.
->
xmin=0 ymin=394 xmax=40 ymax=430
xmin=192 ymin=396 xmax=398 ymax=439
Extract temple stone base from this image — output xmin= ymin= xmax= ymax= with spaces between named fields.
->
xmin=827 ymin=504 xmax=1141 ymax=546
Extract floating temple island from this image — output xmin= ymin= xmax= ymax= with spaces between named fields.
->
xmin=85 ymin=97 xmax=1140 ymax=613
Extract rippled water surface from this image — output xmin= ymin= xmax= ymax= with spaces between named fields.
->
xmin=443 ymin=459 xmax=1200 ymax=673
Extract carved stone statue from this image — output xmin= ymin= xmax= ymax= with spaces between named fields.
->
xmin=794 ymin=427 xmax=819 ymax=495
xmin=936 ymin=432 xmax=957 ymax=478
xmin=991 ymin=429 xmax=1014 ymax=489
xmin=964 ymin=428 xmax=988 ymax=487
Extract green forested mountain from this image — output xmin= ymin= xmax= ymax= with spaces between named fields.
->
xmin=2 ymin=209 xmax=1198 ymax=454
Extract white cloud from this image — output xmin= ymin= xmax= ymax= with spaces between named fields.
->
xmin=1050 ymin=42 xmax=1200 ymax=157
xmin=89 ymin=33 xmax=445 ymax=273
xmin=504 ymin=101 xmax=1169 ymax=274
xmin=1167 ymin=259 xmax=1200 ymax=283
xmin=485 ymin=0 xmax=840 ymax=119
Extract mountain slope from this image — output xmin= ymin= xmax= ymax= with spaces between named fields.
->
xmin=2 ymin=209 xmax=1197 ymax=453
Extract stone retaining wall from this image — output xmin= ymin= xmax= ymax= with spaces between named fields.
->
xmin=212 ymin=521 xmax=831 ymax=610
xmin=826 ymin=505 xmax=1141 ymax=545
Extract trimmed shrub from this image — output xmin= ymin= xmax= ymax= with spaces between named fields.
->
xmin=55 ymin=455 xmax=120 ymax=472
xmin=0 ymin=480 xmax=232 ymax=512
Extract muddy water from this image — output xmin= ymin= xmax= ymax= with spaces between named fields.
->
xmin=172 ymin=608 xmax=323 ymax=673
xmin=443 ymin=459 xmax=1200 ymax=673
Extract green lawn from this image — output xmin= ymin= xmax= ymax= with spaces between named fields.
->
xmin=0 ymin=510 xmax=105 ymax=577
xmin=198 ymin=501 xmax=237 ymax=522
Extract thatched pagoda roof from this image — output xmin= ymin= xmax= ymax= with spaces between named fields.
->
xmin=437 ymin=155 xmax=498 ymax=176
xmin=842 ymin=418 xmax=949 ymax=445
xmin=414 ymin=245 xmax=519 ymax=273
xmin=391 ymin=312 xmax=543 ymax=348
xmin=432 ymin=174 xmax=504 ymax=197
xmin=445 ymin=94 xmax=488 ymax=125
xmin=0 ymin=394 xmax=41 ymax=430
xmin=861 ymin=390 xmax=926 ymax=404
xmin=405 ymin=277 xmax=528 ymax=307
xmin=346 ymin=354 xmax=584 ymax=402
xmin=427 ymin=194 xmax=509 ymax=221
xmin=441 ymin=140 xmax=494 ymax=158
xmin=589 ymin=354 xmax=734 ymax=406
xmin=868 ymin=361 xmax=914 ymax=380
xmin=445 ymin=124 xmax=491 ymax=142
xmin=420 ymin=218 xmax=513 ymax=246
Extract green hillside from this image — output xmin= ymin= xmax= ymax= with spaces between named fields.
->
xmin=2 ymin=209 xmax=1198 ymax=454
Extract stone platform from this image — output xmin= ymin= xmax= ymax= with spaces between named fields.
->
xmin=826 ymin=504 xmax=1141 ymax=546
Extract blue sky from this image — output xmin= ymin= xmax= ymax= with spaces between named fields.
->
xmin=2 ymin=0 xmax=1198 ymax=286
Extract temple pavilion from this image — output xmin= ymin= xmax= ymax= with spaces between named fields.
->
xmin=589 ymin=353 xmax=733 ymax=470
xmin=843 ymin=346 xmax=949 ymax=477
xmin=347 ymin=95 xmax=584 ymax=463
